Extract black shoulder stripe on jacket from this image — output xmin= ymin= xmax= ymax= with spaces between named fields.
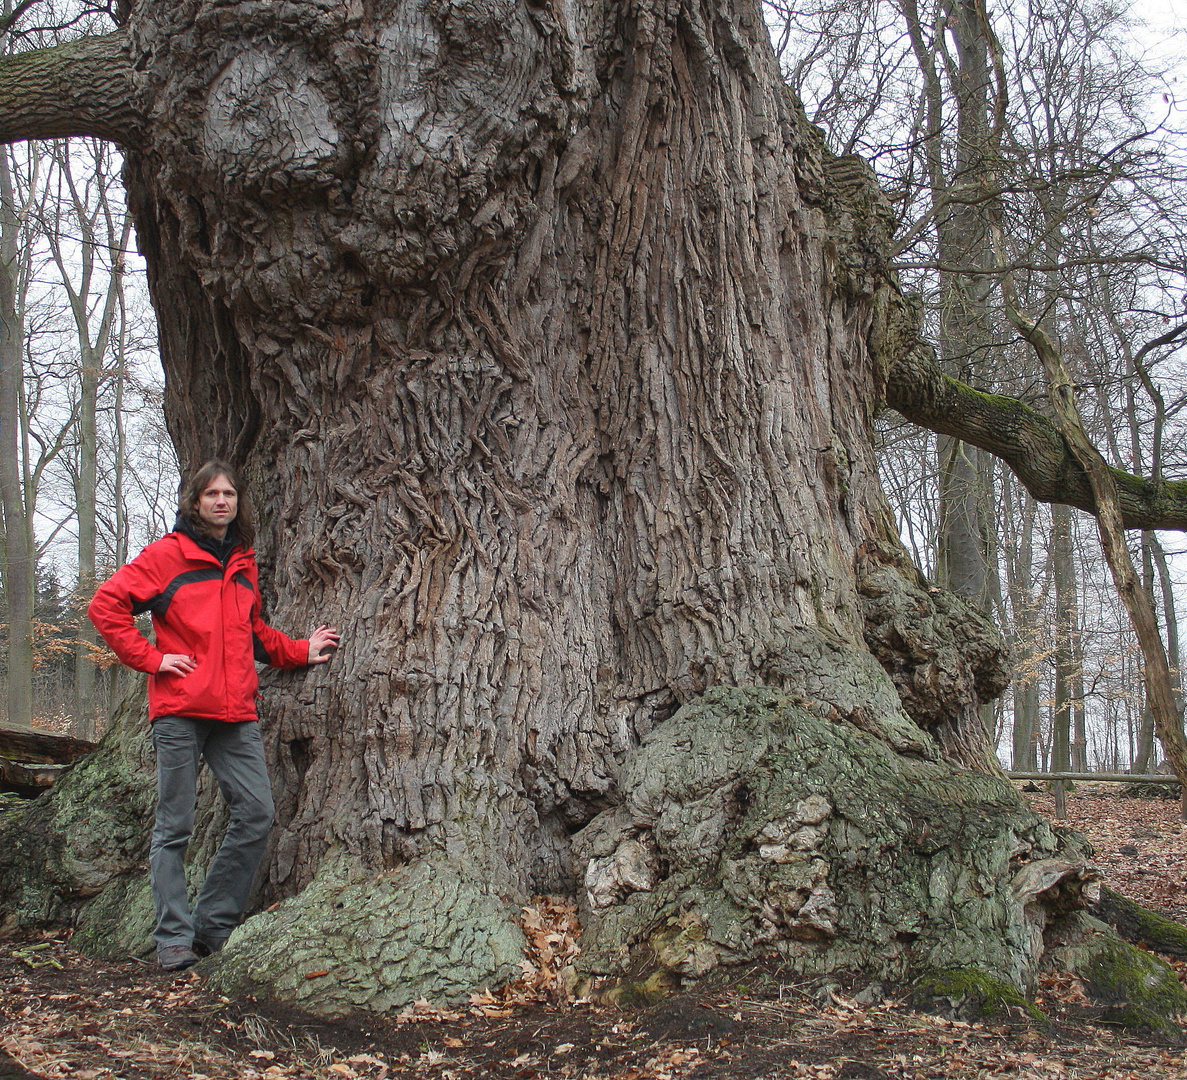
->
xmin=136 ymin=567 xmax=224 ymax=620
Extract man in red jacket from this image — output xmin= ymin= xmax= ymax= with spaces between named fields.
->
xmin=89 ymin=460 xmax=340 ymax=971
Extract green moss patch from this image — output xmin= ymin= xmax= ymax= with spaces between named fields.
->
xmin=911 ymin=967 xmax=1048 ymax=1025
xmin=1062 ymin=932 xmax=1187 ymax=1036
xmin=1093 ymin=887 xmax=1187 ymax=960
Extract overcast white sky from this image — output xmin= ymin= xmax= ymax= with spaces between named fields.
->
xmin=1139 ymin=0 xmax=1186 ymax=32
xmin=1129 ymin=0 xmax=1186 ymax=89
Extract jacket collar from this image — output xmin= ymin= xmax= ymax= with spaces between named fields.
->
xmin=172 ymin=528 xmax=252 ymax=572
xmin=174 ymin=515 xmax=247 ymax=565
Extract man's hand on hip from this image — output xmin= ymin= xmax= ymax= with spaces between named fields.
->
xmin=158 ymin=654 xmax=197 ymax=676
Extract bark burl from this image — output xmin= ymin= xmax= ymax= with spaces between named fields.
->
xmin=0 ymin=0 xmax=1169 ymax=1016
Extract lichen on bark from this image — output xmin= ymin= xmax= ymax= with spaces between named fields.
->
xmin=204 ymin=856 xmax=526 ymax=1017
xmin=575 ymin=686 xmax=1095 ymax=996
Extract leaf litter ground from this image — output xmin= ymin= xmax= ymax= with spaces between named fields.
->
xmin=4 ymin=788 xmax=1187 ymax=1080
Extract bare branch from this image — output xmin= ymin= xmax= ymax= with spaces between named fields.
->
xmin=996 ymin=232 xmax=1187 ymax=815
xmin=0 ymin=0 xmax=44 ymax=37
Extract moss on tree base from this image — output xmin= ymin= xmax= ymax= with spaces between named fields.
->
xmin=1092 ymin=886 xmax=1187 ymax=959
xmin=0 ymin=695 xmax=155 ymax=943
xmin=911 ymin=968 xmax=1048 ymax=1024
xmin=1049 ymin=919 xmax=1187 ymax=1036
xmin=5 ymin=685 xmax=1186 ymax=1037
xmin=204 ymin=857 xmax=526 ymax=1017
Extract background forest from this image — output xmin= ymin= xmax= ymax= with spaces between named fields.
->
xmin=1 ymin=0 xmax=1185 ymax=773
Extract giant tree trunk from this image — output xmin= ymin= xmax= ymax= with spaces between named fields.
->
xmin=0 ymin=0 xmax=1152 ymax=1016
xmin=123 ymin=0 xmax=933 ymax=899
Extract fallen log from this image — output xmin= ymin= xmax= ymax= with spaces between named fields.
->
xmin=0 ymin=725 xmax=97 ymax=798
xmin=0 ymin=758 xmax=68 ymax=798
xmin=0 ymin=726 xmax=96 ymax=765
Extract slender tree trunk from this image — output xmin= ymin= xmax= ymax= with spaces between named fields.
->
xmin=1071 ymin=637 xmax=1086 ymax=771
xmin=1134 ymin=704 xmax=1155 ymax=773
xmin=105 ymin=289 xmax=131 ymax=729
xmin=1006 ymin=488 xmax=1039 ymax=770
xmin=926 ymin=0 xmax=1001 ymax=614
xmin=1057 ymin=510 xmax=1085 ymax=773
xmin=72 ymin=338 xmax=98 ymax=737
xmin=1151 ymin=532 xmax=1183 ymax=724
xmin=0 ymin=149 xmax=33 ymax=730
xmin=1132 ymin=536 xmax=1183 ymax=774
xmin=1013 ymin=678 xmax=1040 ymax=771
xmin=1133 ymin=534 xmax=1158 ymax=772
xmin=936 ymin=437 xmax=989 ymax=604
xmin=112 ymin=295 xmax=128 ymax=570
xmin=1051 ymin=503 xmax=1074 ymax=815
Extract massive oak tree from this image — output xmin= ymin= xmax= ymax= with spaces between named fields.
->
xmin=3 ymin=0 xmax=1187 ymax=1016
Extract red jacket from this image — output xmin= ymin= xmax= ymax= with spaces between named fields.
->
xmin=88 ymin=531 xmax=309 ymax=723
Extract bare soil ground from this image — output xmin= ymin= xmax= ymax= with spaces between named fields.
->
xmin=4 ymin=787 xmax=1187 ymax=1080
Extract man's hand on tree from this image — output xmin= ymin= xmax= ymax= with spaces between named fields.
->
xmin=308 ymin=625 xmax=341 ymax=664
xmin=158 ymin=653 xmax=196 ymax=676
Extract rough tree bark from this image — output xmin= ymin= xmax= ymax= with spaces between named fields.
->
xmin=0 ymin=0 xmax=1184 ymax=1018
xmin=115 ymin=0 xmax=936 ymax=900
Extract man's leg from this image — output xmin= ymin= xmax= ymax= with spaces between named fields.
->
xmin=191 ymin=720 xmax=274 ymax=951
xmin=149 ymin=717 xmax=207 ymax=965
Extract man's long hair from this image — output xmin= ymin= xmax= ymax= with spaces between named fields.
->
xmin=177 ymin=459 xmax=256 ymax=548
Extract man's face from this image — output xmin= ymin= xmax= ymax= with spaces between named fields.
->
xmin=196 ymin=473 xmax=238 ymax=538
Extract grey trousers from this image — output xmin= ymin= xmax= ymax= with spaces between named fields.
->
xmin=149 ymin=717 xmax=274 ymax=950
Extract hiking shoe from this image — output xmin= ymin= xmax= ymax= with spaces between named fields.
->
xmin=192 ymin=936 xmax=227 ymax=958
xmin=157 ymin=944 xmax=199 ymax=971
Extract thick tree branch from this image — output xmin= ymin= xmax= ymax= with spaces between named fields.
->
xmin=885 ymin=348 xmax=1187 ymax=532
xmin=0 ymin=32 xmax=144 ymax=150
